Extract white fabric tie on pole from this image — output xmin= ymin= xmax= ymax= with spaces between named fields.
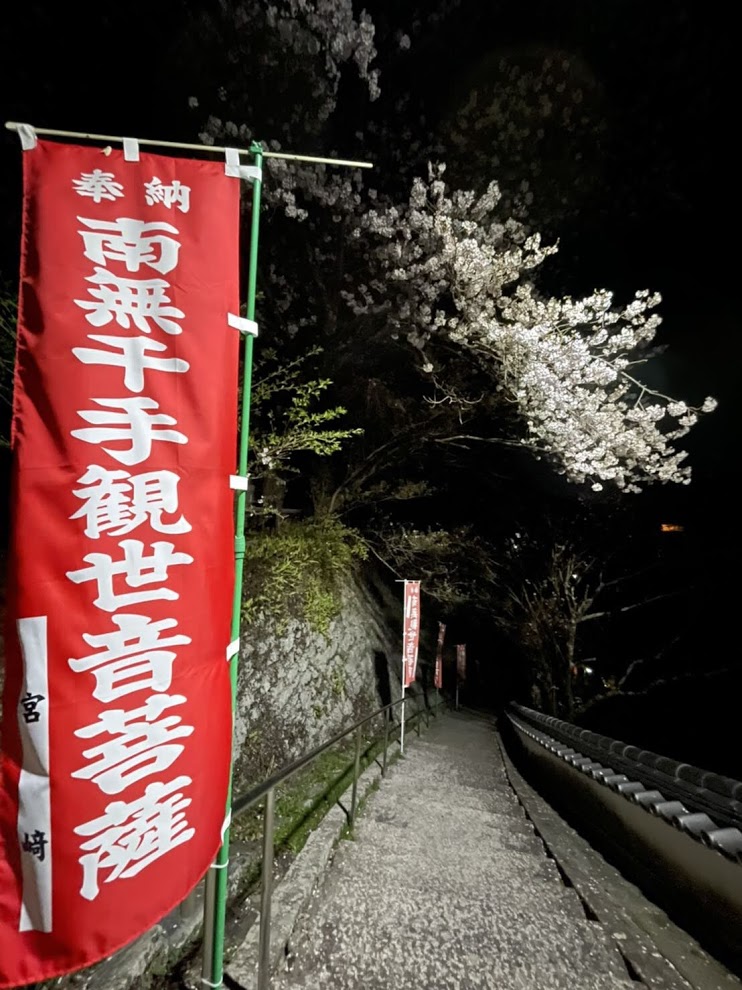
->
xmin=224 ymin=147 xmax=262 ymax=182
xmin=226 ymin=639 xmax=240 ymax=661
xmin=122 ymin=137 xmax=140 ymax=161
xmin=229 ymin=474 xmax=249 ymax=491
xmin=227 ymin=312 xmax=258 ymax=337
xmin=16 ymin=123 xmax=37 ymax=151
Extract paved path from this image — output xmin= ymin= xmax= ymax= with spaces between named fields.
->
xmin=272 ymin=712 xmax=638 ymax=990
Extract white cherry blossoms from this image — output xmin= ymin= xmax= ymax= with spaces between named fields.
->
xmin=348 ymin=166 xmax=716 ymax=492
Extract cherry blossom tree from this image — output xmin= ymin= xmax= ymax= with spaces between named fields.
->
xmin=346 ymin=169 xmax=717 ymax=492
xmin=188 ymin=0 xmax=715 ymax=503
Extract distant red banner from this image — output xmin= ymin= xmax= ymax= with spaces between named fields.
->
xmin=0 ymin=139 xmax=240 ymax=987
xmin=434 ymin=622 xmax=445 ymax=689
xmin=402 ymin=581 xmax=421 ymax=687
xmin=456 ymin=644 xmax=467 ymax=682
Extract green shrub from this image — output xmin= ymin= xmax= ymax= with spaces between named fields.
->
xmin=242 ymin=516 xmax=367 ymax=634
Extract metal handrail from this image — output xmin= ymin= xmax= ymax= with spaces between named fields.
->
xmin=234 ymin=695 xmax=409 ymax=818
xmin=226 ymin=690 xmax=446 ymax=989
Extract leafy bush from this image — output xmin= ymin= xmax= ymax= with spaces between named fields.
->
xmin=242 ymin=516 xmax=367 ymax=634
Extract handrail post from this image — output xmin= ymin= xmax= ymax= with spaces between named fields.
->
xmin=382 ymin=707 xmax=389 ymax=776
xmin=350 ymin=725 xmax=362 ymax=827
xmin=258 ymin=787 xmax=275 ymax=990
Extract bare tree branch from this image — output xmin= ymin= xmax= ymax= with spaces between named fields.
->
xmin=581 ymin=588 xmax=686 ymax=623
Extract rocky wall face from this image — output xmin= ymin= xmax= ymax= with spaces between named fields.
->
xmin=231 ymin=566 xmax=403 ymax=793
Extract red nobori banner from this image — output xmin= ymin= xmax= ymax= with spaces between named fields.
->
xmin=456 ymin=644 xmax=467 ymax=682
xmin=456 ymin=643 xmax=466 ymax=681
xmin=402 ymin=581 xmax=421 ymax=688
xmin=434 ymin=622 xmax=445 ymax=689
xmin=0 ymin=139 xmax=240 ymax=987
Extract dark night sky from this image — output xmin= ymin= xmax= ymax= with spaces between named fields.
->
xmin=1 ymin=1 xmax=740 ymax=764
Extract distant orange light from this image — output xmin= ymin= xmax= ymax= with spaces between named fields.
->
xmin=660 ymin=523 xmax=684 ymax=533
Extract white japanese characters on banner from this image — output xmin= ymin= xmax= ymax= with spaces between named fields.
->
xmin=434 ymin=621 xmax=445 ymax=690
xmin=68 ymin=164 xmax=198 ymax=893
xmin=402 ymin=581 xmax=421 ymax=687
xmin=456 ymin=644 xmax=467 ymax=682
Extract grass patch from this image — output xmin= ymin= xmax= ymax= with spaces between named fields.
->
xmin=230 ymin=726 xmax=393 ymax=857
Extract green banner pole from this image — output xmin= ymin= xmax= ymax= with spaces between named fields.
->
xmin=201 ymin=142 xmax=263 ymax=990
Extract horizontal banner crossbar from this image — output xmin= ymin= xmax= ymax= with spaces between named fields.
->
xmin=5 ymin=122 xmax=373 ymax=169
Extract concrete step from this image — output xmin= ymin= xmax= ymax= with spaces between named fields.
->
xmin=316 ymin=866 xmax=589 ymax=923
xmin=275 ymin=887 xmax=636 ymax=989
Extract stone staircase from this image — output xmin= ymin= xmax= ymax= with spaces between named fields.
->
xmin=271 ymin=712 xmax=640 ymax=990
